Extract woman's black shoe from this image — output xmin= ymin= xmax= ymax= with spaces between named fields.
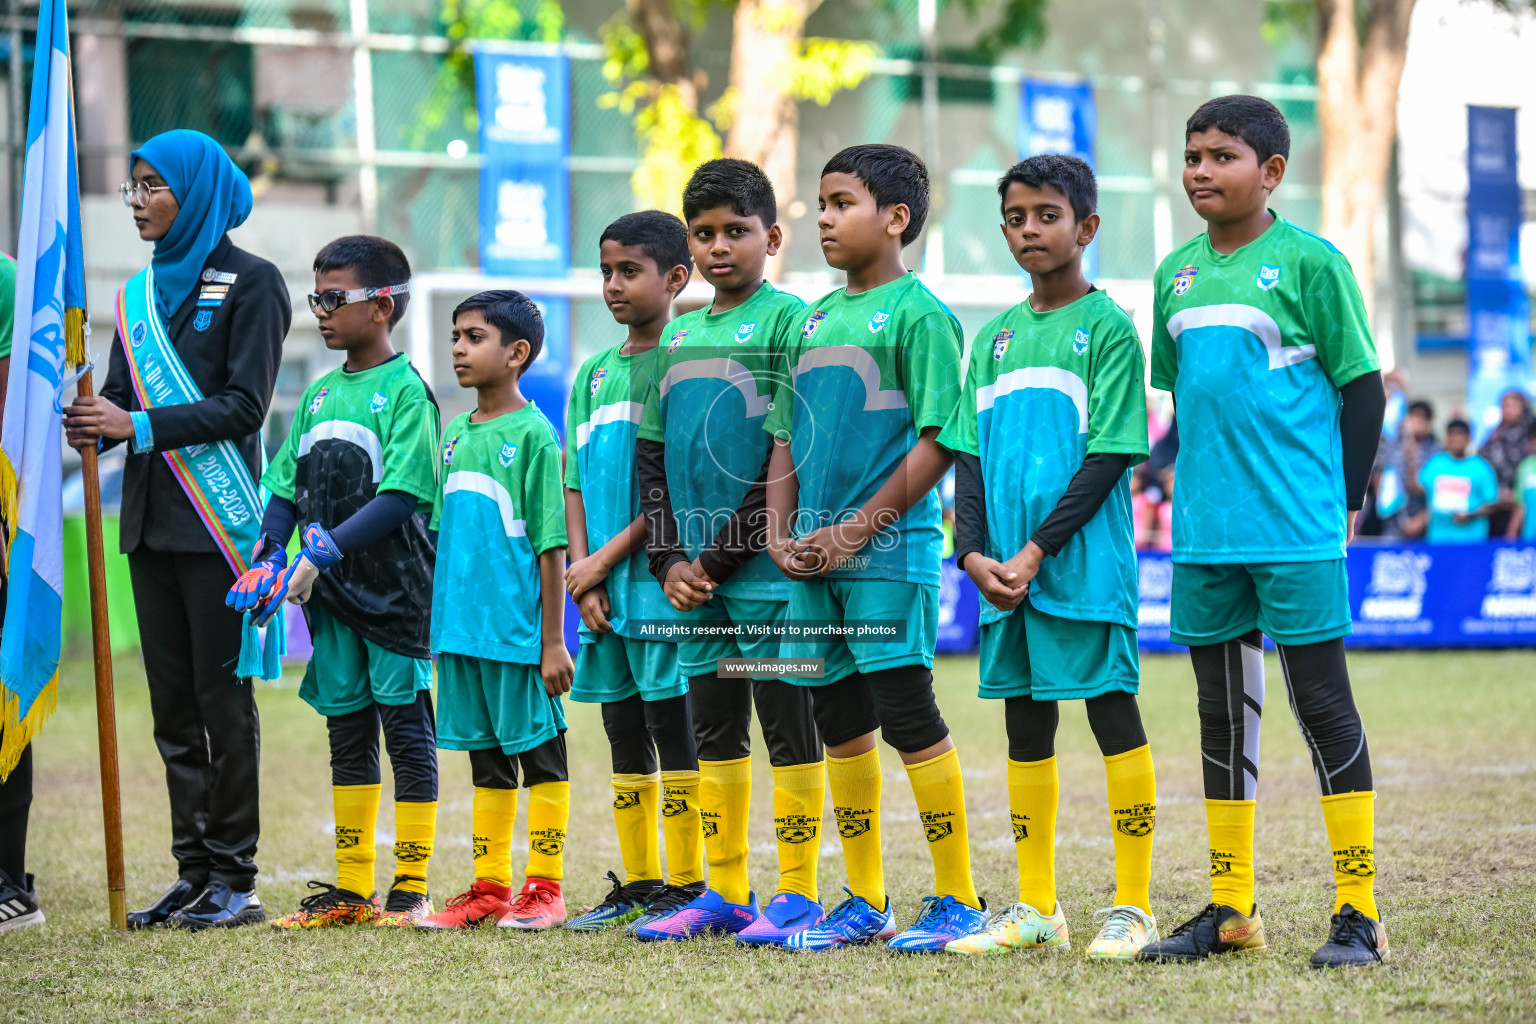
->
xmin=126 ymin=879 xmax=198 ymax=930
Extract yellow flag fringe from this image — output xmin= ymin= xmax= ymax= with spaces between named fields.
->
xmin=65 ymin=306 xmax=85 ymax=367
xmin=0 ymin=670 xmax=57 ymax=780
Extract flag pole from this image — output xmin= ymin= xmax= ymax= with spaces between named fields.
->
xmin=70 ymin=314 xmax=126 ymax=931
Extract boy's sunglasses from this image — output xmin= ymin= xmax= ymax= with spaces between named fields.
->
xmin=307 ymin=282 xmax=411 ymax=314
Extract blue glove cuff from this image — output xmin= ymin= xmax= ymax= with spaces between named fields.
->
xmin=130 ymin=410 xmax=155 ymax=454
xmin=301 ymin=523 xmax=343 ymax=571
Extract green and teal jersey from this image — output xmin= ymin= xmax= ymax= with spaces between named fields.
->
xmin=1150 ymin=214 xmax=1380 ymax=564
xmin=566 ymin=343 xmax=675 ymax=638
xmin=263 ymin=353 xmax=438 ymax=658
xmin=0 ymin=253 xmax=16 ymax=359
xmin=430 ymin=401 xmax=567 ymax=664
xmin=1516 ymin=454 xmax=1536 ymax=540
xmin=637 ymin=281 xmax=805 ymax=599
xmin=1419 ymin=451 xmax=1498 ymax=544
xmin=763 ymin=272 xmax=963 ymax=586
xmin=938 ymin=289 xmax=1149 ymax=629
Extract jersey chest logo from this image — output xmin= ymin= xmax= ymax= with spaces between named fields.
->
xmin=802 ymin=310 xmax=826 ymax=339
xmin=370 ymin=391 xmax=389 ymax=413
xmin=442 ymin=435 xmax=458 ymax=465
xmin=499 ymin=442 xmax=517 ymax=467
xmin=1173 ymin=264 xmax=1199 ymax=296
xmin=309 ymin=387 xmax=329 ymax=414
xmin=868 ymin=310 xmax=890 ymax=333
xmin=667 ymin=329 xmax=689 ymax=354
xmin=734 ymin=322 xmax=756 ymax=344
xmin=991 ymin=328 xmax=1013 ymax=360
xmin=1073 ymin=328 xmax=1090 ymax=356
xmin=193 ymin=309 xmax=213 ymax=332
xmin=589 ymin=367 xmax=606 ymax=397
xmin=1257 ymin=264 xmax=1282 ymax=291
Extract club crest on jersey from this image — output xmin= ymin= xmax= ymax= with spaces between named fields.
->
xmin=1073 ymin=328 xmax=1090 ymax=355
xmin=499 ymin=442 xmax=517 ymax=467
xmin=193 ymin=309 xmax=212 ymax=332
xmin=309 ymin=386 xmax=329 ymax=414
xmin=370 ymin=390 xmax=388 ymax=413
xmin=667 ymin=329 xmax=689 ymax=353
xmin=734 ymin=321 xmax=756 ymax=344
xmin=992 ymin=328 xmax=1014 ymax=360
xmin=868 ymin=310 xmax=891 ymax=333
xmin=442 ymin=435 xmax=458 ymax=465
xmin=1173 ymin=264 xmax=1199 ymax=296
xmin=589 ymin=367 xmax=606 ymax=397
xmin=1257 ymin=264 xmax=1281 ymax=291
xmin=802 ymin=310 xmax=827 ymax=339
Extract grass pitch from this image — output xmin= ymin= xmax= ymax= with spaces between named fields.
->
xmin=5 ymin=650 xmax=1534 ymax=1023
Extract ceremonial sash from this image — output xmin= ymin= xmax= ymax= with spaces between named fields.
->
xmin=116 ymin=266 xmax=284 ymax=679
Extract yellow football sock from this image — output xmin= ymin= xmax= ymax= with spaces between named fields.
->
xmin=827 ymin=749 xmax=884 ymax=909
xmin=1207 ymin=799 xmax=1257 ymax=915
xmin=612 ymin=771 xmax=662 ymax=884
xmin=1320 ymin=790 xmax=1378 ymax=919
xmin=391 ymin=801 xmax=437 ymax=895
xmin=1008 ymin=756 xmax=1058 ymax=914
xmin=772 ymin=762 xmax=825 ymax=901
xmin=905 ymin=748 xmax=980 ymax=910
xmin=333 ymin=783 xmax=381 ymax=897
xmin=660 ymin=769 xmax=704 ymax=887
xmin=473 ymin=786 xmax=517 ymax=886
xmin=699 ymin=756 xmax=752 ymax=905
xmin=525 ymin=781 xmax=570 ymax=882
xmin=1105 ymin=745 xmax=1156 ymax=914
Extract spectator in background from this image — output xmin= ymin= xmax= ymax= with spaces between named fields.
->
xmin=1134 ymin=417 xmax=1177 ymax=550
xmin=1505 ymin=420 xmax=1536 ymax=541
xmin=1370 ymin=399 xmax=1438 ymax=539
xmin=1420 ymin=419 xmax=1499 ymax=543
xmin=1481 ymin=389 xmax=1534 ymax=537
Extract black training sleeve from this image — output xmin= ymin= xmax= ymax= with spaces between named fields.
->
xmin=953 ymin=453 xmax=987 ymax=568
xmin=1029 ymin=452 xmax=1133 ymax=556
xmin=330 ymin=490 xmax=419 ymax=555
xmin=1339 ymin=371 xmax=1386 ymax=512
xmin=697 ymin=444 xmax=772 ymax=584
xmin=258 ymin=494 xmax=298 ymax=556
xmin=637 ymin=438 xmax=689 ymax=583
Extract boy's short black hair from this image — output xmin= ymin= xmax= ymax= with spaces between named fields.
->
xmin=683 ymin=158 xmax=777 ymax=227
xmin=1185 ymin=95 xmax=1291 ymax=164
xmin=1446 ymin=418 xmax=1472 ymax=435
xmin=599 ymin=211 xmax=691 ymax=278
xmin=1408 ymin=399 xmax=1434 ymax=419
xmin=996 ymin=154 xmax=1097 ymax=222
xmin=822 ymin=144 xmax=931 ymax=246
xmin=452 ymin=290 xmax=545 ymax=372
xmin=313 ymin=235 xmax=412 ymax=327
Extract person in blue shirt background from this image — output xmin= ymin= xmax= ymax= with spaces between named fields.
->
xmin=1419 ymin=419 xmax=1500 ymax=543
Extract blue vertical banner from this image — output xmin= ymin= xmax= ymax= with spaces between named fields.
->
xmin=524 ymin=294 xmax=571 ymax=438
xmin=476 ymin=48 xmax=571 ymax=276
xmin=1019 ymin=78 xmax=1098 ymax=278
xmin=1465 ymin=106 xmax=1531 ymax=439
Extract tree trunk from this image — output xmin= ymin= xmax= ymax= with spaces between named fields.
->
xmin=628 ymin=0 xmax=699 ymax=108
xmin=725 ymin=0 xmax=814 ymax=279
xmin=1315 ymin=0 xmax=1415 ymax=355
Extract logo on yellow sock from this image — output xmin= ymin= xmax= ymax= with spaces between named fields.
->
xmin=1010 ymin=813 xmax=1029 ymax=842
xmin=472 ymin=835 xmax=489 ymax=859
xmin=336 ymin=826 xmax=363 ymax=850
xmin=1114 ymin=802 xmax=1156 ymax=838
xmin=1334 ymin=845 xmax=1375 ymax=877
xmin=613 ymin=792 xmax=641 ymax=810
xmin=394 ymin=840 xmax=432 ymax=863
xmin=700 ymin=812 xmax=720 ymax=838
xmin=920 ymin=810 xmax=954 ymax=843
xmin=530 ymin=828 xmax=565 ymax=857
xmin=776 ymin=814 xmax=819 ymax=844
xmin=835 ymin=806 xmax=871 ymax=838
xmin=1210 ymin=847 xmax=1234 ymax=876
xmin=662 ymin=790 xmax=690 ymax=817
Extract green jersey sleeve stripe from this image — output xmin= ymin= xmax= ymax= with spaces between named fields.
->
xmin=298 ymin=420 xmax=384 ymax=483
xmin=1167 ymin=303 xmax=1316 ymax=370
xmin=977 ymin=366 xmax=1088 ymax=433
xmin=444 ymin=470 xmax=526 ymax=537
xmin=792 ymin=346 xmax=908 ymax=411
xmin=659 ymin=357 xmax=772 ymax=417
xmin=574 ymin=400 xmax=645 ymax=449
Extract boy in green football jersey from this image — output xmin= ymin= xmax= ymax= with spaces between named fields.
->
xmin=1136 ymin=96 xmax=1389 ymax=968
xmin=237 ymin=236 xmax=440 ymax=929
xmin=939 ymin=155 xmax=1159 ymax=961
xmin=763 ymin=144 xmax=987 ymax=952
xmin=416 ymin=290 xmax=575 ymax=932
xmin=563 ymin=212 xmax=707 ymax=932
xmin=633 ymin=159 xmax=825 ymax=946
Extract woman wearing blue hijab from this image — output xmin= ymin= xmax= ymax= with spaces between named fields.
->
xmin=65 ymin=129 xmax=290 ymax=930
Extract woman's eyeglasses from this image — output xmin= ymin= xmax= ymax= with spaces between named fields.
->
xmin=119 ymin=180 xmax=173 ymax=208
xmin=307 ymin=282 xmax=411 ymax=314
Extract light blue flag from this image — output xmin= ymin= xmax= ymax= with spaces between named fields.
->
xmin=1 ymin=0 xmax=87 ymax=776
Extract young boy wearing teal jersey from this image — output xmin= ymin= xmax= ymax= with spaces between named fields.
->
xmin=563 ymin=212 xmax=707 ymax=932
xmin=939 ymin=155 xmax=1160 ymax=961
xmin=763 ymin=144 xmax=986 ymax=953
xmin=1421 ymin=419 xmax=1500 ymax=543
xmin=233 ymin=236 xmax=440 ymax=928
xmin=1136 ymin=97 xmax=1389 ymax=968
xmin=415 ymin=290 xmax=575 ymax=932
xmin=633 ymin=159 xmax=825 ymax=945
xmin=1505 ymin=422 xmax=1536 ymax=539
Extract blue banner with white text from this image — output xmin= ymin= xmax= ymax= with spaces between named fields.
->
xmin=477 ymin=49 xmax=570 ymax=277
